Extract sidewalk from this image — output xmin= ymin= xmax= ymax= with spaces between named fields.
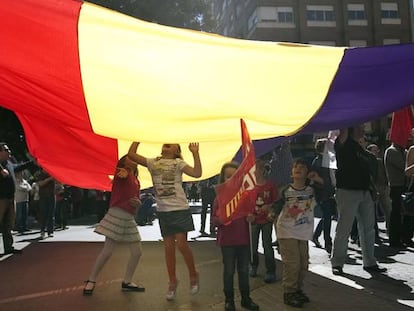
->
xmin=0 ymin=214 xmax=413 ymax=310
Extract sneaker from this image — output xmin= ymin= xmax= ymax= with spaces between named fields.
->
xmin=121 ymin=282 xmax=145 ymax=292
xmin=249 ymin=265 xmax=258 ymax=277
xmin=166 ymin=281 xmax=179 ymax=301
xmin=296 ymin=290 xmax=310 ymax=303
xmin=363 ymin=265 xmax=387 ymax=273
xmin=189 ymin=273 xmax=199 ymax=295
xmin=284 ymin=292 xmax=304 ymax=308
xmin=264 ymin=273 xmax=277 ymax=283
xmin=225 ymin=300 xmax=236 ymax=311
xmin=332 ymin=266 xmax=343 ymax=276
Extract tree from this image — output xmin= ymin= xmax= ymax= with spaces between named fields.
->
xmin=0 ymin=107 xmax=29 ymax=162
xmin=89 ymin=0 xmax=216 ymax=32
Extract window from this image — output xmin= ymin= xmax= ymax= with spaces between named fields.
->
xmin=307 ymin=5 xmax=336 ymax=27
xmin=253 ymin=6 xmax=294 ymax=28
xmin=277 ymin=7 xmax=294 ymax=23
xmin=257 ymin=6 xmax=277 ymax=22
xmin=347 ymin=4 xmax=367 ymax=26
xmin=381 ymin=2 xmax=399 ymax=18
xmin=383 ymin=38 xmax=400 ymax=45
xmin=349 ymin=40 xmax=367 ymax=47
xmin=381 ymin=2 xmax=401 ymax=24
xmin=308 ymin=41 xmax=336 ymax=46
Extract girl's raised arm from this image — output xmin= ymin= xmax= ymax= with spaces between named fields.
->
xmin=128 ymin=142 xmax=148 ymax=167
xmin=183 ymin=143 xmax=202 ymax=178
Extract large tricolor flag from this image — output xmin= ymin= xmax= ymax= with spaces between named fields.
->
xmin=1 ymin=0 xmax=414 ymax=190
xmin=215 ymin=119 xmax=257 ymax=225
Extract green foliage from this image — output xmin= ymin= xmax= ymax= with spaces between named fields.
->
xmin=88 ymin=0 xmax=216 ymax=32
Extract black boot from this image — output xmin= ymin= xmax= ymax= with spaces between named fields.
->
xmin=240 ymin=291 xmax=259 ymax=310
xmin=224 ymin=291 xmax=235 ymax=311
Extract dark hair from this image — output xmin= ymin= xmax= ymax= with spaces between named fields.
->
xmin=256 ymin=159 xmax=271 ymax=176
xmin=219 ymin=161 xmax=239 ymax=183
xmin=117 ymin=155 xmax=138 ymax=177
xmin=314 ymin=138 xmax=327 ymax=154
xmin=292 ymin=158 xmax=310 ymax=171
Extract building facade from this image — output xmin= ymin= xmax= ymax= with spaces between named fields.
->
xmin=211 ymin=0 xmax=413 ymax=151
xmin=213 ymin=0 xmax=413 ymax=46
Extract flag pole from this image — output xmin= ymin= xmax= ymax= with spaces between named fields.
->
xmin=249 ymin=221 xmax=253 ymax=263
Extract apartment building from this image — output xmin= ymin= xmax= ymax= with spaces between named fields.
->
xmin=211 ymin=0 xmax=413 ymax=150
xmin=213 ymin=0 xmax=413 ymax=47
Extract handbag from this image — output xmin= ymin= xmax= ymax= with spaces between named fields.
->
xmin=401 ymin=179 xmax=414 ymax=216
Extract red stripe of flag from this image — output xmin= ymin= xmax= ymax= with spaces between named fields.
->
xmin=0 ymin=0 xmax=118 ymax=190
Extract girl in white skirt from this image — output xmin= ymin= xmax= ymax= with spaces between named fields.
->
xmin=83 ymin=155 xmax=144 ymax=295
xmin=128 ymin=142 xmax=202 ymax=301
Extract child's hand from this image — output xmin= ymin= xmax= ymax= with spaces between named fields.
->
xmin=116 ymin=167 xmax=128 ymax=178
xmin=267 ymin=212 xmax=276 ymax=221
xmin=1 ymin=168 xmax=9 ymax=177
xmin=129 ymin=197 xmax=141 ymax=208
xmin=188 ymin=143 xmax=199 ymax=153
xmin=307 ymin=171 xmax=317 ymax=180
xmin=246 ymin=213 xmax=255 ymax=223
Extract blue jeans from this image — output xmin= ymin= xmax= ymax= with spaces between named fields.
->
xmin=331 ymin=189 xmax=376 ymax=268
xmin=39 ymin=196 xmax=55 ymax=234
xmin=15 ymin=201 xmax=29 ymax=232
xmin=250 ymin=222 xmax=276 ymax=274
xmin=221 ymin=245 xmax=250 ymax=294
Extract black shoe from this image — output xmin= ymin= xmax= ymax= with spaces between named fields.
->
xmin=4 ymin=248 xmax=22 ymax=255
xmin=225 ymin=300 xmax=236 ymax=311
xmin=121 ymin=282 xmax=145 ymax=292
xmin=240 ymin=297 xmax=259 ymax=310
xmin=295 ymin=290 xmax=310 ymax=303
xmin=389 ymin=242 xmax=406 ymax=249
xmin=312 ymin=237 xmax=322 ymax=248
xmin=83 ymin=280 xmax=96 ymax=296
xmin=264 ymin=273 xmax=277 ymax=283
xmin=332 ymin=266 xmax=343 ymax=276
xmin=403 ymin=240 xmax=414 ymax=247
xmin=284 ymin=292 xmax=303 ymax=308
xmin=363 ymin=265 xmax=387 ymax=273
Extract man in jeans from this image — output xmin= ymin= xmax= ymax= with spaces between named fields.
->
xmin=384 ymin=142 xmax=411 ymax=248
xmin=0 ymin=142 xmax=32 ymax=255
xmin=331 ymin=126 xmax=387 ymax=275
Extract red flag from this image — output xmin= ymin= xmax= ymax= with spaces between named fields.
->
xmin=389 ymin=106 xmax=414 ymax=148
xmin=215 ymin=119 xmax=257 ymax=224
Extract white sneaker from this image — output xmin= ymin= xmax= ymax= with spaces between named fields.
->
xmin=190 ymin=273 xmax=199 ymax=295
xmin=166 ymin=281 xmax=178 ymax=301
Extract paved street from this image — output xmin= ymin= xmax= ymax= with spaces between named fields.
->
xmin=1 ymin=213 xmax=413 ymax=310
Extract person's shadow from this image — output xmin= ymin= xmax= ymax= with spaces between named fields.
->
xmin=340 ymin=243 xmax=414 ymax=305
